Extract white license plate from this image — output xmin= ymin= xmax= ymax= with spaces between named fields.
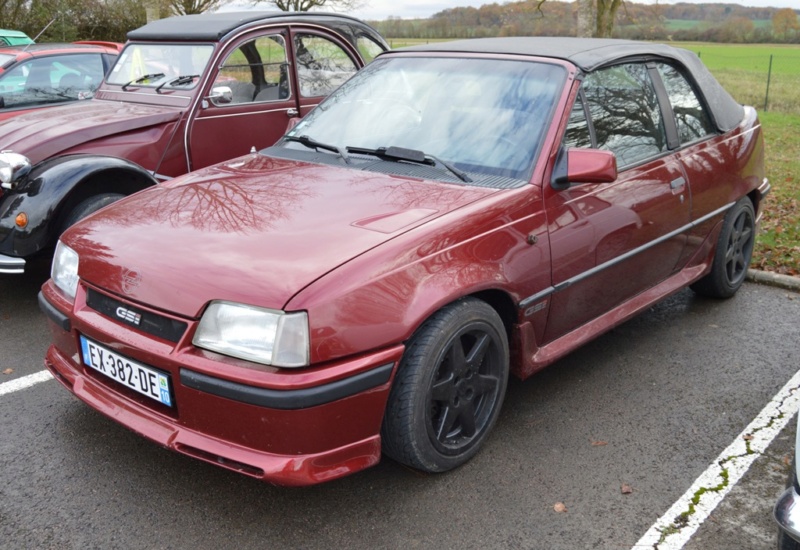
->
xmin=80 ymin=336 xmax=173 ymax=407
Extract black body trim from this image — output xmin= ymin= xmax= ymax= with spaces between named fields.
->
xmin=180 ymin=362 xmax=395 ymax=410
xmin=518 ymin=202 xmax=734 ymax=308
xmin=38 ymin=291 xmax=71 ymax=332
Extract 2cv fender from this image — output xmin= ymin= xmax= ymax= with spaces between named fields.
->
xmin=0 ymin=154 xmax=157 ymax=273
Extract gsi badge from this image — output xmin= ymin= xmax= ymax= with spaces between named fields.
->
xmin=116 ymin=306 xmax=142 ymax=326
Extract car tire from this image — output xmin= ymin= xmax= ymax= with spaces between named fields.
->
xmin=62 ymin=193 xmax=125 ymax=231
xmin=381 ymin=298 xmax=509 ymax=473
xmin=691 ymin=196 xmax=755 ymax=299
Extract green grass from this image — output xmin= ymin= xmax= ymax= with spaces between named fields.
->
xmin=753 ymin=112 xmax=800 ymax=276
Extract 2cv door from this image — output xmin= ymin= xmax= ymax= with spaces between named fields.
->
xmin=188 ymin=26 xmax=362 ymax=170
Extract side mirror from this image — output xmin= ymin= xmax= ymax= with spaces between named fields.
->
xmin=551 ymin=148 xmax=617 ymax=191
xmin=208 ymin=86 xmax=232 ymax=105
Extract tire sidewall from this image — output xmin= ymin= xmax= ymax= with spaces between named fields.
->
xmin=714 ymin=197 xmax=755 ymax=295
xmin=388 ymin=299 xmax=510 ymax=473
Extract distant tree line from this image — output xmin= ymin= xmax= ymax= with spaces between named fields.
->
xmin=1 ymin=0 xmax=797 ymax=44
xmin=371 ymin=2 xmax=800 ymax=44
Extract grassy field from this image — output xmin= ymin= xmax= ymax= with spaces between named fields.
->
xmin=386 ymin=39 xmax=799 ymax=274
xmin=753 ymin=112 xmax=800 ymax=276
xmin=672 ymin=42 xmax=800 ymax=113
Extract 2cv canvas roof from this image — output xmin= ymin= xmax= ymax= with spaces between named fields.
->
xmin=127 ymin=11 xmax=388 ymax=48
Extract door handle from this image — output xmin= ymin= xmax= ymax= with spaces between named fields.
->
xmin=287 ymin=108 xmax=298 ymax=118
xmin=670 ymin=177 xmax=686 ymax=190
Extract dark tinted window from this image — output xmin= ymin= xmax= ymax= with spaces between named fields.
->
xmin=655 ymin=62 xmax=715 ymax=145
xmin=582 ymin=63 xmax=667 ymax=168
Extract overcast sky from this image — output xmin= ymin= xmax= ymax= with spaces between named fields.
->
xmin=344 ymin=0 xmax=798 ymax=20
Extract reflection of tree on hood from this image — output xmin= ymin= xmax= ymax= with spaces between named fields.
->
xmin=99 ymin=155 xmax=316 ymax=234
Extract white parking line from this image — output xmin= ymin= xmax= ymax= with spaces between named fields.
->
xmin=0 ymin=370 xmax=53 ymax=397
xmin=633 ymin=368 xmax=800 ymax=549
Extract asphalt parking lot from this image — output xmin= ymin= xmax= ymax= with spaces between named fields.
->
xmin=1 ymin=264 xmax=798 ymax=549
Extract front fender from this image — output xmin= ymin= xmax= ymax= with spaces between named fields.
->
xmin=0 ymin=154 xmax=158 ymax=259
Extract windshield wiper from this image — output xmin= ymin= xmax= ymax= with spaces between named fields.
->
xmin=284 ymin=135 xmax=350 ymax=165
xmin=121 ymin=73 xmax=166 ymax=91
xmin=347 ymin=145 xmax=471 ymax=183
xmin=155 ymin=74 xmax=199 ymax=94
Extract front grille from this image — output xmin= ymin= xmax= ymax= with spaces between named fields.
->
xmin=86 ymin=288 xmax=187 ymax=343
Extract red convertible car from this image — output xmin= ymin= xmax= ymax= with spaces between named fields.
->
xmin=39 ymin=38 xmax=768 ymax=486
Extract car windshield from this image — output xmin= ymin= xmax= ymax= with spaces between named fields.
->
xmin=106 ymin=43 xmax=214 ymax=90
xmin=283 ymin=56 xmax=565 ymax=183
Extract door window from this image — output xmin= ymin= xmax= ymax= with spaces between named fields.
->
xmin=212 ymin=34 xmax=289 ymax=105
xmin=293 ymin=33 xmax=358 ymax=98
xmin=582 ymin=63 xmax=668 ymax=169
xmin=356 ymin=36 xmax=385 ymax=63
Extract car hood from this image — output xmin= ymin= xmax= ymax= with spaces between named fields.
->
xmin=0 ymin=100 xmax=181 ymax=164
xmin=65 ymin=154 xmax=497 ymax=318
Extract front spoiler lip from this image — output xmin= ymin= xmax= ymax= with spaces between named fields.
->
xmin=44 ymin=344 xmax=386 ymax=486
xmin=775 ymin=483 xmax=800 ymax=542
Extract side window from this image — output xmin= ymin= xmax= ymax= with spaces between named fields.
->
xmin=563 ymin=93 xmax=592 ymax=149
xmin=582 ymin=63 xmax=668 ymax=169
xmin=213 ymin=34 xmax=289 ymax=105
xmin=51 ymin=54 xmax=107 ymax=98
xmin=293 ymin=34 xmax=358 ymax=98
xmin=356 ymin=36 xmax=385 ymax=63
xmin=655 ymin=62 xmax=715 ymax=145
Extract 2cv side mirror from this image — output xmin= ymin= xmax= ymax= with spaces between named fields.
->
xmin=206 ymin=85 xmax=233 ymax=106
xmin=551 ymin=147 xmax=617 ymax=191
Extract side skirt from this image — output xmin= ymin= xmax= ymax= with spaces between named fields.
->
xmin=512 ymin=262 xmax=709 ymax=380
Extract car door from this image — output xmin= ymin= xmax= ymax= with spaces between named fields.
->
xmin=188 ymin=28 xmax=299 ymax=170
xmin=542 ymin=62 xmax=691 ymax=342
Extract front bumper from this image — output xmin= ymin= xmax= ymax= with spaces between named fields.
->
xmin=0 ymin=252 xmax=24 ymax=274
xmin=40 ymin=282 xmax=403 ymax=486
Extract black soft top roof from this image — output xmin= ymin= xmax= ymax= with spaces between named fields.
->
xmin=128 ymin=11 xmax=387 ymax=49
xmin=399 ymin=37 xmax=744 ymax=132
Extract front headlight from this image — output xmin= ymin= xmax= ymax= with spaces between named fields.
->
xmin=193 ymin=301 xmax=309 ymax=368
xmin=51 ymin=241 xmax=79 ymax=299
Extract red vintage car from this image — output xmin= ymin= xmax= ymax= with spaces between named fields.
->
xmin=0 ymin=41 xmax=122 ymax=122
xmin=39 ymin=38 xmax=768 ymax=486
xmin=0 ymin=11 xmax=387 ymax=274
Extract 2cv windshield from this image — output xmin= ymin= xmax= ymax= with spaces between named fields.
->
xmin=285 ymin=56 xmax=566 ymax=183
xmin=107 ymin=43 xmax=214 ymax=90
